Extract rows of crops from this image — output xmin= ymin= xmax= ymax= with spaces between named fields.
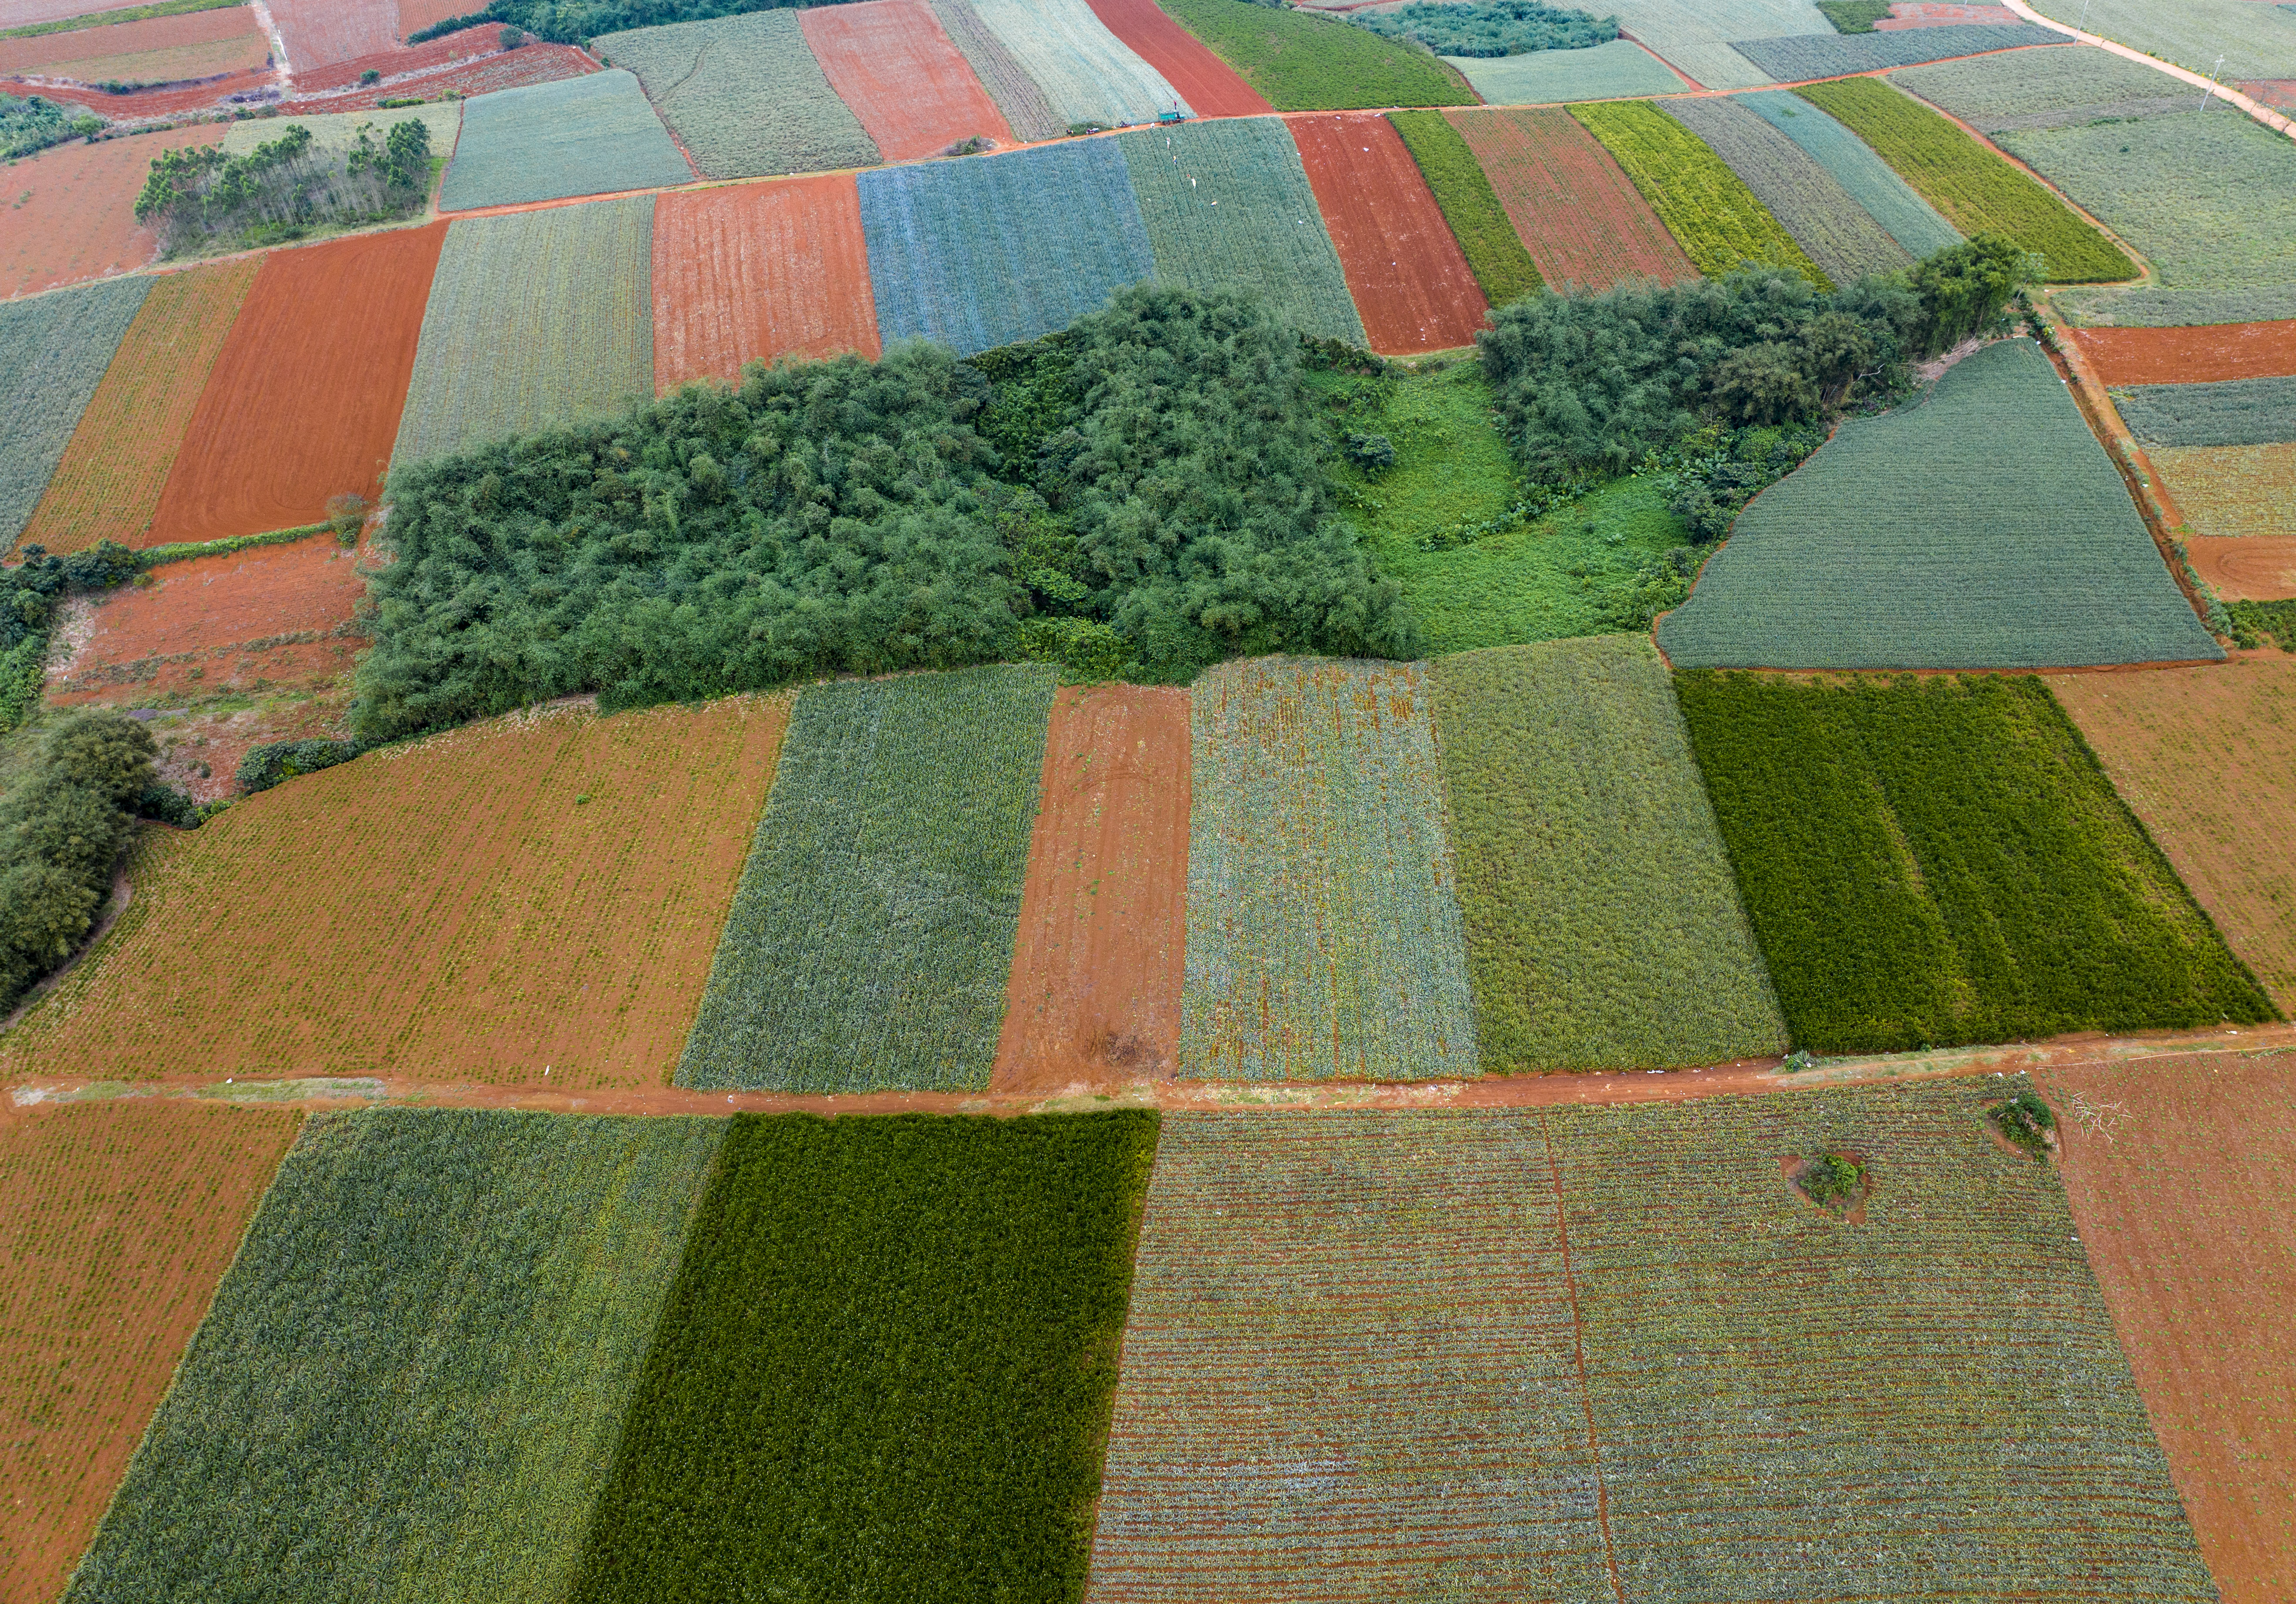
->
xmin=439 ymin=69 xmax=692 ymax=211
xmin=1156 ymin=0 xmax=1476 ymax=110
xmin=598 ymin=13 xmax=880 ymax=181
xmin=2026 ymin=0 xmax=2296 ymax=83
xmin=2152 ymin=442 xmax=2296 ymax=539
xmin=0 ymin=276 xmax=149 ymax=554
xmin=1729 ymin=21 xmax=2058 ymax=79
xmin=1442 ymin=37 xmax=1686 ymax=104
xmin=1607 ymin=0 xmax=1830 ymax=91
xmin=801 ymin=0 xmax=1016 ymax=165
xmin=1662 ymin=94 xmax=1909 ymax=286
xmin=1445 ymin=105 xmax=1698 ymax=291
xmin=929 ymin=0 xmax=1070 ymax=141
xmin=1894 ymin=44 xmax=2229 ymax=132
xmin=1387 ymin=110 xmax=1544 ymax=308
xmin=1573 ymin=98 xmax=1827 ymax=285
xmin=2116 ymin=375 xmax=2296 ymax=449
xmin=973 ymin=0 xmax=1188 ymax=126
xmin=1734 ymin=88 xmax=1961 ymax=259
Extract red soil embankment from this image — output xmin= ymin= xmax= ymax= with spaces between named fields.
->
xmin=0 ymin=123 xmax=222 ymax=300
xmin=1446 ymin=104 xmax=1697 ymax=293
xmin=800 ymin=0 xmax=1013 ymax=163
xmin=1290 ymin=111 xmax=1489 ymax=354
xmin=2072 ymin=320 xmax=2296 ymax=385
xmin=17 ymin=63 xmax=278 ymax=117
xmin=1085 ymin=0 xmax=1273 ymax=118
xmin=290 ymin=39 xmax=592 ymax=112
xmin=289 ymin=22 xmax=499 ymax=94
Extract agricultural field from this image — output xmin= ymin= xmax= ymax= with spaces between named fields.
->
xmin=218 ymin=100 xmax=462 ymax=157
xmin=1114 ymin=117 xmax=1366 ymax=344
xmin=995 ymin=685 xmax=1191 ymax=1091
xmin=0 ymin=276 xmax=149 ymax=555
xmin=0 ymin=697 xmax=792 ymax=1086
xmin=149 ymin=222 xmax=445 ymax=546
xmin=1290 ymin=112 xmax=1489 ymax=353
xmin=2151 ymin=442 xmax=2296 ymax=540
xmin=265 ymin=0 xmax=397 ymax=68
xmin=1387 ymin=110 xmax=1543 ymax=309
xmin=676 ymin=666 xmax=1055 ymax=1094
xmin=1155 ymin=0 xmax=1477 ymax=111
xmin=2073 ymin=319 xmax=2296 ymax=386
xmin=651 ymin=177 xmax=880 ymax=393
xmin=1672 ymin=672 xmax=2276 ymax=1054
xmin=1093 ymin=1088 xmax=2211 ymax=1602
xmin=972 ymin=0 xmax=1187 ymax=126
xmin=567 ymin=1112 xmax=1156 ymax=1604
xmin=1658 ymin=339 xmax=2219 ymax=669
xmin=1084 ymin=0 xmax=1270 ymax=118
xmin=928 ymin=0 xmax=1068 ymax=142
xmin=1793 ymin=75 xmax=2136 ymax=283
xmin=2027 ymin=0 xmax=2296 ymax=83
xmin=1442 ymin=37 xmax=1687 ymax=104
xmin=287 ymin=37 xmax=597 ymax=112
xmin=1729 ymin=21 xmax=2058 ymax=78
xmin=797 ymin=0 xmax=1012 ymax=165
xmin=0 ymin=1101 xmax=302 ymax=1604
xmin=1893 ymin=42 xmax=2234 ymax=131
xmin=393 ymin=199 xmax=653 ymax=468
xmin=856 ymin=138 xmax=1155 ymax=356
xmin=597 ymin=14 xmax=878 ymax=182
xmin=1736 ymin=87 xmax=1961 ymax=259
xmin=2116 ymin=375 xmax=2296 ymax=448
xmin=0 ymin=126 xmax=221 ymax=299
xmin=2188 ymin=534 xmax=2296 ymax=602
xmin=1663 ymin=94 xmax=1911 ymax=285
xmin=1574 ymin=98 xmax=1827 ymax=285
xmin=1606 ymin=0 xmax=1834 ymax=90
xmin=1428 ymin=637 xmax=1787 ymax=1071
xmin=2046 ymin=658 xmax=2296 ymax=1012
xmin=1445 ymin=105 xmax=1698 ymax=291
xmin=0 ymin=3 xmax=266 ymax=80
xmin=66 ymin=1109 xmax=726 ymax=1604
xmin=1179 ymin=657 xmax=1477 ymax=1082
xmin=438 ymin=68 xmax=694 ymax=210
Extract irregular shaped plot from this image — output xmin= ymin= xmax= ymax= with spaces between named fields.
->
xmin=1574 ymin=96 xmax=1826 ymax=284
xmin=0 ymin=4 xmax=265 ymax=79
xmin=972 ymin=0 xmax=1188 ymax=125
xmin=1736 ymin=86 xmax=1960 ymax=259
xmin=1607 ymin=0 xmax=1832 ymax=90
xmin=266 ymin=0 xmax=396 ymax=68
xmin=286 ymin=37 xmax=595 ymax=112
xmin=799 ymin=0 xmax=1011 ymax=164
xmin=1180 ymin=657 xmax=1476 ymax=1082
xmin=150 ymin=221 xmax=444 ymax=546
xmin=2151 ymin=441 xmax=2296 ymax=539
xmin=439 ymin=67 xmax=693 ymax=210
xmin=1445 ymin=104 xmax=1697 ymax=290
xmin=0 ymin=1102 xmax=301 ymax=1604
xmin=1894 ymin=41 xmax=2237 ymax=132
xmin=1443 ymin=37 xmax=1685 ymax=103
xmin=0 ymin=697 xmax=791 ymax=1087
xmin=2073 ymin=320 xmax=2296 ymax=386
xmin=1085 ymin=0 xmax=1270 ymax=117
xmin=0 ymin=122 xmax=218 ymax=299
xmin=928 ymin=0 xmax=1067 ymax=142
xmin=219 ymin=99 xmax=460 ymax=157
xmin=1663 ymin=93 xmax=1909 ymax=286
xmin=1290 ymin=111 xmax=1487 ymax=353
xmin=1729 ymin=22 xmax=2060 ymax=79
xmin=595 ymin=13 xmax=878 ymax=181
xmin=1152 ymin=0 xmax=1476 ymax=111
xmin=0 ymin=274 xmax=149 ymax=555
xmin=2116 ymin=374 xmax=2296 ymax=448
xmin=652 ymin=177 xmax=878 ymax=393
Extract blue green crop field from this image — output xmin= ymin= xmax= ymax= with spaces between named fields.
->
xmin=1736 ymin=88 xmax=1959 ymax=259
xmin=438 ymin=69 xmax=693 ymax=211
xmin=594 ymin=12 xmax=880 ymax=180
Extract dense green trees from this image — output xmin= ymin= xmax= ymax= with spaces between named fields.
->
xmin=0 ymin=93 xmax=99 ymax=161
xmin=1352 ymin=0 xmax=1617 ymax=57
xmin=0 ymin=711 xmax=156 ymax=1011
xmin=134 ymin=120 xmax=432 ymax=256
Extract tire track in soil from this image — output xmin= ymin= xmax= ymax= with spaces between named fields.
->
xmin=1539 ymin=1113 xmax=1628 ymax=1604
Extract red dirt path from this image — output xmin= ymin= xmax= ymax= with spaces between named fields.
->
xmin=653 ymin=178 xmax=880 ymax=392
xmin=267 ymin=0 xmax=398 ymax=70
xmin=800 ymin=0 xmax=1013 ymax=163
xmin=1086 ymin=0 xmax=1272 ymax=117
xmin=0 ymin=123 xmax=221 ymax=300
xmin=1290 ymin=112 xmax=1489 ymax=354
xmin=148 ymin=222 xmax=445 ymax=546
xmin=2072 ymin=320 xmax=2296 ymax=385
xmin=8 ymin=63 xmax=278 ymax=118
xmin=1446 ymin=104 xmax=1697 ymax=293
xmin=0 ymin=5 xmax=261 ymax=77
xmin=2186 ymin=535 xmax=2296 ymax=600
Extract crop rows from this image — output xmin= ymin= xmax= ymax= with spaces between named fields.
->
xmin=597 ymin=13 xmax=879 ymax=181
xmin=1179 ymin=657 xmax=1477 ymax=1082
xmin=929 ymin=0 xmax=1069 ymax=142
xmin=1290 ymin=112 xmax=1491 ymax=354
xmin=1605 ymin=0 xmax=1828 ymax=91
xmin=439 ymin=68 xmax=694 ymax=211
xmin=0 ymin=276 xmax=150 ymax=554
xmin=2025 ymin=0 xmax=2296 ymax=83
xmin=1155 ymin=0 xmax=1476 ymax=111
xmin=1388 ymin=109 xmax=1543 ymax=309
xmin=1662 ymin=94 xmax=1908 ymax=286
xmin=1893 ymin=43 xmax=2228 ymax=132
xmin=1573 ymin=98 xmax=1829 ymax=286
xmin=799 ymin=0 xmax=1014 ymax=165
xmin=1442 ymin=37 xmax=1687 ymax=105
xmin=1445 ymin=105 xmax=1698 ymax=291
xmin=2115 ymin=375 xmax=2296 ymax=448
xmin=2151 ymin=441 xmax=2296 ymax=539
xmin=676 ymin=666 xmax=1056 ymax=1093
xmin=1727 ymin=21 xmax=2059 ymax=79
xmin=972 ymin=0 xmax=1187 ymax=126
xmin=1735 ymin=88 xmax=1960 ymax=259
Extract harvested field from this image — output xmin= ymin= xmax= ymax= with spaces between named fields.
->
xmin=1663 ymin=93 xmax=1909 ymax=285
xmin=0 ymin=1102 xmax=302 ymax=1604
xmin=398 ymin=0 xmax=478 ymax=32
xmin=265 ymin=0 xmax=395 ymax=68
xmin=928 ymin=0 xmax=1066 ymax=142
xmin=2152 ymin=442 xmax=2296 ymax=540
xmin=1736 ymin=86 xmax=1960 ymax=258
xmin=1894 ymin=42 xmax=2235 ymax=132
xmin=1573 ymin=97 xmax=1827 ymax=285
xmin=993 ymin=684 xmax=1190 ymax=1092
xmin=857 ymin=138 xmax=1154 ymax=356
xmin=2074 ymin=320 xmax=2296 ymax=386
xmin=393 ymin=199 xmax=651 ymax=468
xmin=676 ymin=666 xmax=1056 ymax=1094
xmin=2045 ymin=1050 xmax=2296 ymax=1604
xmin=147 ymin=222 xmax=444 ymax=547
xmin=0 ymin=122 xmax=219 ymax=300
xmin=2186 ymin=536 xmax=2296 ymax=599
xmin=0 ymin=275 xmax=149 ymax=556
xmin=2026 ymin=0 xmax=2296 ymax=83
xmin=287 ymin=38 xmax=594 ymax=113
xmin=652 ymin=177 xmax=878 ymax=393
xmin=1115 ymin=116 xmax=1364 ymax=343
xmin=289 ymin=20 xmax=497 ymax=93
xmin=1388 ymin=109 xmax=1543 ymax=307
xmin=1658 ymin=339 xmax=2220 ymax=669
xmin=597 ymin=13 xmax=877 ymax=181
xmin=1154 ymin=0 xmax=1476 ymax=111
xmin=1729 ymin=21 xmax=2059 ymax=78
xmin=438 ymin=67 xmax=693 ymax=210
xmin=1607 ymin=0 xmax=1834 ymax=90
xmin=219 ymin=98 xmax=459 ymax=156
xmin=0 ymin=696 xmax=791 ymax=1087
xmin=972 ymin=0 xmax=1188 ymax=126
xmin=66 ymin=1109 xmax=725 ymax=1604
xmin=1179 ymin=657 xmax=1476 ymax=1082
xmin=799 ymin=0 xmax=1011 ymax=164
xmin=2047 ymin=658 xmax=2296 ymax=1012
xmin=0 ymin=3 xmax=264 ymax=79
xmin=1445 ymin=37 xmax=1685 ymax=103
xmin=2116 ymin=374 xmax=2296 ymax=449
xmin=1085 ymin=0 xmax=1270 ymax=117
xmin=1445 ymin=104 xmax=1696 ymax=290
xmin=1290 ymin=111 xmax=1488 ymax=353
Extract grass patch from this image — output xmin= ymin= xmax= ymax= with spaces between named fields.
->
xmin=1389 ymin=109 xmax=1543 ymax=308
xmin=1156 ymin=0 xmax=1476 ymax=109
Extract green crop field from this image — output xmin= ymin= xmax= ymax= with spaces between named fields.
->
xmin=594 ymin=12 xmax=880 ymax=180
xmin=973 ymin=0 xmax=1187 ymax=127
xmin=1657 ymin=339 xmax=2220 ymax=670
xmin=928 ymin=0 xmax=1067 ymax=142
xmin=1442 ymin=37 xmax=1686 ymax=104
xmin=2027 ymin=0 xmax=2296 ymax=82
xmin=1157 ymin=0 xmax=1476 ymax=109
xmin=1429 ymin=637 xmax=1786 ymax=1071
xmin=0 ymin=276 xmax=151 ymax=554
xmin=1674 ymin=672 xmax=2277 ymax=1054
xmin=1735 ymin=88 xmax=1960 ymax=260
xmin=392 ymin=196 xmax=655 ymax=470
xmin=1727 ymin=21 xmax=2059 ymax=80
xmin=1388 ymin=110 xmax=1543 ymax=308
xmin=1114 ymin=118 xmax=1366 ymax=344
xmin=676 ymin=665 xmax=1056 ymax=1093
xmin=1661 ymin=94 xmax=1908 ymax=286
xmin=1892 ymin=44 xmax=2230 ymax=133
xmin=2115 ymin=375 xmax=2296 ymax=449
xmin=1793 ymin=75 xmax=2134 ymax=285
xmin=220 ymin=101 xmax=461 ymax=158
xmin=438 ymin=68 xmax=693 ymax=211
xmin=1572 ymin=98 xmax=1828 ymax=286
xmin=567 ymin=1111 xmax=1156 ymax=1604
xmin=1607 ymin=0 xmax=1830 ymax=91
xmin=1180 ymin=656 xmax=1477 ymax=1082
xmin=64 ymin=1109 xmax=726 ymax=1604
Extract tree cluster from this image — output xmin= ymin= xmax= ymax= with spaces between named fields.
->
xmin=1 ymin=541 xmax=139 ymax=733
xmin=0 ymin=711 xmax=156 ymax=1011
xmin=1351 ymin=0 xmax=1617 ymax=57
xmin=0 ymin=93 xmax=100 ymax=161
xmin=133 ymin=118 xmax=432 ymax=256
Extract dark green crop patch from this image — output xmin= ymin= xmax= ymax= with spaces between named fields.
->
xmin=1388 ymin=110 xmax=1543 ymax=310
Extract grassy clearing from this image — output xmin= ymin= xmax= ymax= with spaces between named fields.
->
xmin=0 ymin=277 xmax=152 ymax=556
xmin=1388 ymin=110 xmax=1543 ymax=308
xmin=1736 ymin=88 xmax=1960 ymax=259
xmin=1572 ymin=98 xmax=1828 ymax=286
xmin=1156 ymin=0 xmax=1476 ymax=109
xmin=1661 ymin=93 xmax=1907 ymax=286
xmin=1728 ymin=22 xmax=2058 ymax=79
xmin=1429 ymin=636 xmax=1786 ymax=1071
xmin=595 ymin=12 xmax=878 ymax=179
xmin=2116 ymin=376 xmax=2296 ymax=449
xmin=567 ymin=1111 xmax=1156 ymax=1604
xmin=1442 ymin=37 xmax=1686 ymax=103
xmin=677 ymin=665 xmax=1056 ymax=1093
xmin=1673 ymin=672 xmax=2278 ymax=1053
xmin=438 ymin=68 xmax=692 ymax=210
xmin=65 ymin=1109 xmax=726 ymax=1604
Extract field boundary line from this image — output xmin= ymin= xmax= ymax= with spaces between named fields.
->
xmin=1996 ymin=0 xmax=2296 ymax=141
xmin=1540 ymin=1112 xmax=1627 ymax=1604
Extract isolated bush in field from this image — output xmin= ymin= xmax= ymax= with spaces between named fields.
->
xmin=237 ymin=738 xmax=360 ymax=795
xmin=1795 ymin=1153 xmax=1866 ymax=1210
xmin=0 ymin=710 xmax=157 ymax=1009
xmin=1990 ymin=1090 xmax=2057 ymax=1159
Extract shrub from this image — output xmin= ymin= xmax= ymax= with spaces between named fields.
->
xmin=1796 ymin=1153 xmax=1866 ymax=1210
xmin=1990 ymin=1090 xmax=2057 ymax=1159
xmin=236 ymin=738 xmax=360 ymax=795
xmin=1350 ymin=0 xmax=1617 ymax=57
xmin=0 ymin=93 xmax=101 ymax=161
xmin=0 ymin=710 xmax=156 ymax=1011
xmin=0 ymin=541 xmax=139 ymax=733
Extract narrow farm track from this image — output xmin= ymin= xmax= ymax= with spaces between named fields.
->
xmin=1995 ymin=0 xmax=2296 ymax=141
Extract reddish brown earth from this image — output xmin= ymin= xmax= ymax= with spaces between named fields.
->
xmin=0 ymin=123 xmax=222 ymax=300
xmin=652 ymin=178 xmax=880 ymax=391
xmin=1289 ymin=112 xmax=1489 ymax=354
xmin=17 ymin=63 xmax=278 ymax=117
xmin=1875 ymin=2 xmax=2020 ymax=26
xmin=148 ymin=221 xmax=445 ymax=545
xmin=799 ymin=0 xmax=1013 ymax=163
xmin=2239 ymin=80 xmax=2296 ymax=111
xmin=1086 ymin=0 xmax=1272 ymax=117
xmin=398 ymin=0 xmax=481 ymax=34
xmin=0 ymin=5 xmax=263 ymax=78
xmin=2044 ymin=1050 xmax=2296 ymax=1604
xmin=1445 ymin=105 xmax=1698 ymax=293
xmin=2185 ymin=535 xmax=2296 ymax=600
xmin=0 ymin=0 xmax=159 ymax=26
xmin=136 ymin=688 xmax=356 ymax=802
xmin=993 ymin=685 xmax=1191 ymax=1094
xmin=289 ymin=38 xmax=593 ymax=113
xmin=290 ymin=23 xmax=500 ymax=94
xmin=2073 ymin=320 xmax=2296 ymax=384
xmin=0 ymin=1099 xmax=303 ymax=1604
xmin=267 ymin=0 xmax=399 ymax=70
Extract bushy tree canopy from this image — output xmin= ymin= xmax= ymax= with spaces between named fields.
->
xmin=0 ymin=711 xmax=155 ymax=1011
xmin=1351 ymin=0 xmax=1617 ymax=57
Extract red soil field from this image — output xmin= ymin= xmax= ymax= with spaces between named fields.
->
xmin=2187 ymin=535 xmax=2296 ymax=600
xmin=50 ymin=533 xmax=369 ymax=707
xmin=1085 ymin=0 xmax=1272 ymax=118
xmin=2043 ymin=1050 xmax=2296 ymax=1604
xmin=2073 ymin=320 xmax=2296 ymax=385
xmin=1875 ymin=2 xmax=2019 ymax=26
xmin=799 ymin=0 xmax=1013 ymax=163
xmin=20 ymin=256 xmax=260 ymax=555
xmin=0 ymin=0 xmax=158 ymax=25
xmin=13 ymin=63 xmax=277 ymax=118
xmin=1290 ymin=112 xmax=1489 ymax=354
xmin=0 ymin=4 xmax=261 ymax=78
xmin=399 ymin=0 xmax=479 ymax=33
xmin=2239 ymin=80 xmax=2296 ymax=111
xmin=1447 ymin=105 xmax=1697 ymax=292
xmin=652 ymin=178 xmax=880 ymax=391
xmin=290 ymin=23 xmax=498 ymax=94
xmin=267 ymin=0 xmax=398 ymax=70
xmin=993 ymin=684 xmax=1191 ymax=1093
xmin=0 ymin=123 xmax=221 ymax=300
xmin=138 ymin=687 xmax=354 ymax=802
xmin=0 ymin=1099 xmax=302 ymax=1604
xmin=148 ymin=221 xmax=445 ymax=546
xmin=288 ymin=38 xmax=592 ymax=113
